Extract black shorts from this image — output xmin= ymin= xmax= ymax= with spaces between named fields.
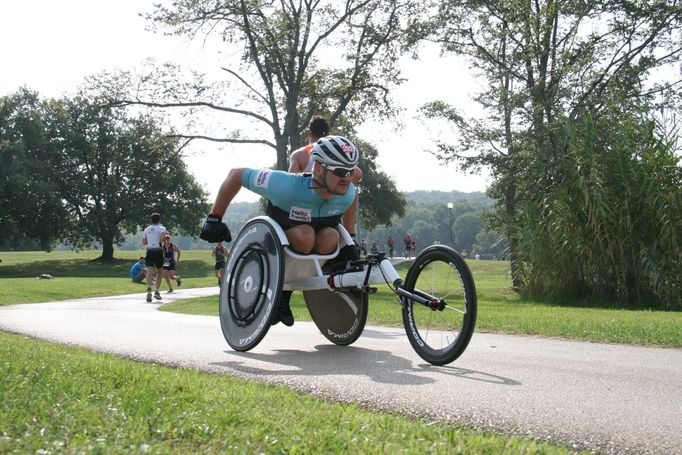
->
xmin=267 ymin=202 xmax=341 ymax=233
xmin=162 ymin=259 xmax=176 ymax=271
xmin=145 ymin=248 xmax=164 ymax=269
xmin=214 ymin=260 xmax=225 ymax=270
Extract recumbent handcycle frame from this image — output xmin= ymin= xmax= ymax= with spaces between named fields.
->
xmin=218 ymin=216 xmax=477 ymax=365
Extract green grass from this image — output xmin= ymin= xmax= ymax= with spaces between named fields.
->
xmin=0 ymin=250 xmax=219 ymax=305
xmin=0 ymin=331 xmax=578 ymax=454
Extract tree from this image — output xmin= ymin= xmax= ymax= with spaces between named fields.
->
xmin=46 ymin=96 xmax=209 ymax=261
xmin=423 ymin=0 xmax=682 ymax=296
xmin=453 ymin=212 xmax=485 ymax=253
xmin=353 ymin=139 xmax=407 ymax=230
xmin=95 ymin=0 xmax=424 ymax=168
xmin=0 ymin=90 xmax=69 ymax=250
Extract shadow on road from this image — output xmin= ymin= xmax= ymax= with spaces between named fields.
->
xmin=211 ymin=344 xmax=520 ymax=387
xmin=213 ymin=344 xmax=433 ymax=385
xmin=414 ymin=363 xmax=521 ymax=385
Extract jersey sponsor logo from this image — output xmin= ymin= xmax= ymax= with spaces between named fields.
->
xmin=254 ymin=170 xmax=271 ymax=188
xmin=289 ymin=206 xmax=312 ymax=222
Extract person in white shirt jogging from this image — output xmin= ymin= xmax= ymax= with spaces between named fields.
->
xmin=143 ymin=212 xmax=168 ymax=302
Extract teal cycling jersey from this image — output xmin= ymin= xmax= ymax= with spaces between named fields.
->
xmin=241 ymin=168 xmax=356 ymax=229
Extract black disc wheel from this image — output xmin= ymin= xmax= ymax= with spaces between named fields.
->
xmin=303 ymin=288 xmax=368 ymax=345
xmin=402 ymin=245 xmax=477 ymax=365
xmin=219 ymin=219 xmax=284 ymax=351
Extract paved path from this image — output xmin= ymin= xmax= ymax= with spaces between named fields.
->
xmin=1 ymin=288 xmax=680 ymax=454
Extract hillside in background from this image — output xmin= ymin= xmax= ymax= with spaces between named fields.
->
xmin=405 ymin=190 xmax=493 ymax=208
xmin=40 ymin=191 xmax=505 ymax=258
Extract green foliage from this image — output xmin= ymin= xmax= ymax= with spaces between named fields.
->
xmin=0 ymin=89 xmax=69 ymax=250
xmin=354 ymin=139 xmax=407 ymax=230
xmin=361 ymin=191 xmax=493 ymax=254
xmin=50 ymin=96 xmax=209 ymax=260
xmin=516 ymin=113 xmax=682 ymax=308
xmin=0 ymin=90 xmax=209 ymax=260
xmin=426 ymin=0 xmax=682 ymax=295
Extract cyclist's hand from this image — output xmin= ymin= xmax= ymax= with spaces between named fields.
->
xmin=200 ymin=214 xmax=231 ymax=243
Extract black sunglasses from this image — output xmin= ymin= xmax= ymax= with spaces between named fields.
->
xmin=324 ymin=165 xmax=355 ymax=178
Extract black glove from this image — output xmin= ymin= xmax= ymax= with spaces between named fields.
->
xmin=200 ymin=214 xmax=231 ymax=243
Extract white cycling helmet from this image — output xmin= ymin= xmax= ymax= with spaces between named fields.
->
xmin=310 ymin=135 xmax=360 ymax=168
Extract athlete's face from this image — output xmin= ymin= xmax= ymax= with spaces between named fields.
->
xmin=322 ymin=165 xmax=353 ymax=195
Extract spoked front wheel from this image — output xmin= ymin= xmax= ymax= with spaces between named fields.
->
xmin=402 ymin=246 xmax=477 ymax=365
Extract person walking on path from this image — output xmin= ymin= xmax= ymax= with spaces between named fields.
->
xmin=212 ymin=241 xmax=229 ymax=286
xmin=403 ymin=234 xmax=412 ymax=258
xmin=162 ymin=234 xmax=182 ymax=293
xmin=387 ymin=237 xmax=394 ymax=259
xmin=143 ymin=213 xmax=167 ymax=303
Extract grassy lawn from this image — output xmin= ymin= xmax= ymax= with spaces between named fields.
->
xmin=0 ymin=250 xmax=219 ymax=304
xmin=0 ymin=331 xmax=579 ymax=454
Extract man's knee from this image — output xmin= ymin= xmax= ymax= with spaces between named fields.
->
xmin=315 ymin=228 xmax=339 ymax=254
xmin=286 ymin=225 xmax=315 ymax=253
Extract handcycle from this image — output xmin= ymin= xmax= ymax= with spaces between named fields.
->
xmin=218 ymin=216 xmax=477 ymax=365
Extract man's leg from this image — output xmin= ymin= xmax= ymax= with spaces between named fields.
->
xmin=145 ymin=266 xmax=154 ymax=302
xmin=271 ymin=225 xmax=316 ymax=327
xmin=154 ymin=268 xmax=163 ymax=300
xmin=314 ymin=227 xmax=340 ymax=254
xmin=284 ymin=224 xmax=315 ymax=253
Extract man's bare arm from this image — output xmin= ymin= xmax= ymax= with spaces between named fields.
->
xmin=288 ymin=149 xmax=307 ymax=173
xmin=210 ymin=168 xmax=246 ymax=217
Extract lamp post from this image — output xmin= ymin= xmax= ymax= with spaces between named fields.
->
xmin=447 ymin=202 xmax=453 ymax=248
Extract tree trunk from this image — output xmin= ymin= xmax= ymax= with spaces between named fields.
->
xmin=504 ymin=180 xmax=523 ymax=289
xmin=100 ymin=235 xmax=115 ymax=262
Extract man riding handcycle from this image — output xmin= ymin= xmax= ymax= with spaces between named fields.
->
xmin=200 ymin=136 xmax=477 ymax=365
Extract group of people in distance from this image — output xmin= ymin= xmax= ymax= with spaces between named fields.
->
xmin=358 ymin=235 xmax=413 ymax=259
xmin=130 ymin=213 xmax=183 ymax=303
xmin=131 ymin=214 xmax=229 ymax=300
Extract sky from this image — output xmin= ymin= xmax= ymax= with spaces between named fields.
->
xmin=0 ymin=0 xmax=491 ymax=203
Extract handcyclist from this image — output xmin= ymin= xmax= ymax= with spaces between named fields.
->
xmin=200 ymin=135 xmax=361 ymax=326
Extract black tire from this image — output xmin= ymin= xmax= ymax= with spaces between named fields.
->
xmin=402 ymin=245 xmax=477 ymax=365
xmin=219 ymin=219 xmax=284 ymax=351
xmin=303 ymin=288 xmax=368 ymax=346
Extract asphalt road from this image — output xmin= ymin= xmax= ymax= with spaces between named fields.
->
xmin=1 ymin=287 xmax=680 ymax=454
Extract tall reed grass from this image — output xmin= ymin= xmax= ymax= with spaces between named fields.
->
xmin=516 ymin=113 xmax=681 ymax=308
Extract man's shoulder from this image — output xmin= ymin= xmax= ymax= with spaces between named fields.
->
xmin=291 ymin=145 xmax=310 ymax=156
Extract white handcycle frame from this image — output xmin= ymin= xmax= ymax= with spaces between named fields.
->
xmin=251 ymin=216 xmax=402 ymax=292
